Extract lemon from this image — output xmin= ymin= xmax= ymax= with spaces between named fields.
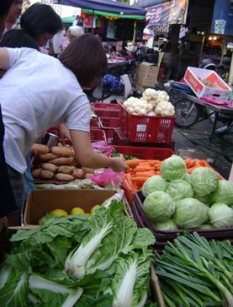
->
xmin=90 ymin=204 xmax=101 ymax=215
xmin=71 ymin=207 xmax=85 ymax=215
xmin=85 ymin=213 xmax=91 ymax=218
xmin=50 ymin=209 xmax=68 ymax=217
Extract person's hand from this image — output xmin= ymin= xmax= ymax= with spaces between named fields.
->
xmin=110 ymin=157 xmax=129 ymax=172
xmin=0 ymin=216 xmax=8 ymax=234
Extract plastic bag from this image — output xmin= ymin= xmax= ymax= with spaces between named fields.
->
xmin=91 ymin=141 xmax=113 ymax=156
xmin=88 ymin=168 xmax=124 ymax=188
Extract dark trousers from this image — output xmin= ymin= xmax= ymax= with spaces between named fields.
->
xmin=0 ymin=105 xmax=18 ymax=217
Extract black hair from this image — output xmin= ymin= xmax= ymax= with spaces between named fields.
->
xmin=20 ymin=3 xmax=63 ymax=40
xmin=0 ymin=0 xmax=14 ymax=18
xmin=0 ymin=29 xmax=39 ymax=50
xmin=60 ymin=34 xmax=107 ymax=88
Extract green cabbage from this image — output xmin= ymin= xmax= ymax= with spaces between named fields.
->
xmin=183 ymin=173 xmax=191 ymax=184
xmin=166 ymin=179 xmax=193 ymax=201
xmin=142 ymin=175 xmax=168 ymax=197
xmin=194 ymin=193 xmax=212 ymax=207
xmin=209 ymin=203 xmax=233 ymax=228
xmin=143 ymin=191 xmax=175 ymax=223
xmin=160 ymin=155 xmax=186 ymax=181
xmin=210 ymin=180 xmax=233 ymax=206
xmin=199 ymin=224 xmax=213 ymax=229
xmin=190 ymin=167 xmax=219 ymax=196
xmin=173 ymin=198 xmax=209 ymax=228
xmin=154 ymin=220 xmax=177 ymax=230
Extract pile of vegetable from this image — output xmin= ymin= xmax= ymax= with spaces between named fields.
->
xmin=122 ymin=157 xmax=219 ymax=203
xmin=141 ymin=155 xmax=233 ymax=230
xmin=0 ymin=201 xmax=155 ymax=306
xmin=123 ymin=88 xmax=175 ymax=116
xmin=155 ymin=232 xmax=233 ymax=307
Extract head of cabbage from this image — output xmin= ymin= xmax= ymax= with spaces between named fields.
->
xmin=173 ymin=198 xmax=209 ymax=228
xmin=209 ymin=203 xmax=233 ymax=228
xmin=154 ymin=220 xmax=177 ymax=231
xmin=166 ymin=179 xmax=193 ymax=201
xmin=210 ymin=180 xmax=233 ymax=206
xmin=143 ymin=191 xmax=175 ymax=223
xmin=142 ymin=175 xmax=168 ymax=197
xmin=160 ymin=155 xmax=186 ymax=181
xmin=190 ymin=167 xmax=219 ymax=196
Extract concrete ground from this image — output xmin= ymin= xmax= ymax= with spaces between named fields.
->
xmin=172 ymin=119 xmax=233 ymax=179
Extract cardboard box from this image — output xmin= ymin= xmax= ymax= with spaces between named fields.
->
xmin=136 ymin=62 xmax=159 ymax=87
xmin=184 ymin=67 xmax=232 ymax=99
xmin=24 ymin=189 xmax=116 ymax=225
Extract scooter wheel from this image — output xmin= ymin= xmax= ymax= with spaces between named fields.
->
xmin=175 ymin=98 xmax=201 ymax=128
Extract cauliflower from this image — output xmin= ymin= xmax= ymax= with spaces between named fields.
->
xmin=155 ymin=102 xmax=175 ymax=116
xmin=156 ymin=90 xmax=170 ymax=103
xmin=142 ymin=88 xmax=158 ymax=100
xmin=146 ymin=102 xmax=153 ymax=112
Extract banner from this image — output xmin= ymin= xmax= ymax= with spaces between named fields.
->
xmin=211 ymin=0 xmax=233 ymax=36
xmin=146 ymin=0 xmax=188 ymax=26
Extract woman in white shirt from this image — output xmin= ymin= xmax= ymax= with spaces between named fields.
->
xmin=0 ymin=33 xmax=127 ymax=208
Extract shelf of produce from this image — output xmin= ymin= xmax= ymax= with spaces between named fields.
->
xmin=133 ymin=191 xmax=233 ymax=243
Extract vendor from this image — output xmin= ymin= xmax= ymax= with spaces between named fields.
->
xmin=67 ymin=25 xmax=84 ymax=43
xmin=0 ymin=33 xmax=128 ymax=210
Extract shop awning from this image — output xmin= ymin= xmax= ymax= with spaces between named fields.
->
xmin=82 ymin=8 xmax=145 ymax=20
xmin=62 ymin=16 xmax=75 ymax=24
xmin=61 ymin=0 xmax=145 ymax=16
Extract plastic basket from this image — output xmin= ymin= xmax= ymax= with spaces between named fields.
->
xmin=90 ymin=129 xmax=106 ymax=142
xmin=92 ymin=103 xmax=122 ymax=119
xmin=134 ymin=191 xmax=233 ymax=242
xmin=90 ymin=119 xmax=100 ymax=129
xmin=113 ymin=145 xmax=173 ymax=160
xmin=113 ymin=129 xmax=175 ymax=150
xmin=121 ymin=105 xmax=175 ymax=143
xmin=99 ymin=117 xmax=121 ymax=143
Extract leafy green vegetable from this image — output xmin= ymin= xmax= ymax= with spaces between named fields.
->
xmin=155 ymin=233 xmax=233 ymax=307
xmin=166 ymin=179 xmax=193 ymax=201
xmin=160 ymin=155 xmax=186 ymax=181
xmin=142 ymin=175 xmax=168 ymax=197
xmin=199 ymin=224 xmax=212 ymax=229
xmin=210 ymin=180 xmax=233 ymax=206
xmin=173 ymin=198 xmax=209 ymax=228
xmin=112 ymin=250 xmax=153 ymax=307
xmin=0 ymin=267 xmax=28 ymax=307
xmin=155 ymin=220 xmax=178 ymax=231
xmin=143 ymin=191 xmax=175 ymax=223
xmin=209 ymin=203 xmax=233 ymax=228
xmin=190 ymin=167 xmax=219 ymax=196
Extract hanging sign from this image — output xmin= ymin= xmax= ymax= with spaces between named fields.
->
xmin=146 ymin=0 xmax=188 ymax=26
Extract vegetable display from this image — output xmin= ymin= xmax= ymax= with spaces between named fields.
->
xmin=0 ymin=201 xmax=155 ymax=306
xmin=123 ymin=88 xmax=175 ymax=116
xmin=155 ymin=232 xmax=233 ymax=307
xmin=140 ymin=155 xmax=233 ymax=229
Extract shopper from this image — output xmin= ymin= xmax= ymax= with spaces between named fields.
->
xmin=4 ymin=0 xmax=22 ymax=32
xmin=20 ymin=3 xmax=63 ymax=47
xmin=0 ymin=33 xmax=128 ymax=209
xmin=67 ymin=25 xmax=84 ymax=43
xmin=0 ymin=0 xmax=18 ymax=232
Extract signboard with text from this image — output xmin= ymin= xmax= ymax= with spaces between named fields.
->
xmin=211 ymin=0 xmax=233 ymax=36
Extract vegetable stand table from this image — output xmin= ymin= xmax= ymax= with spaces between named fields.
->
xmin=178 ymin=93 xmax=233 ymax=136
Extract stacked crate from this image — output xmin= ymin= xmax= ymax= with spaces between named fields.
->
xmin=92 ymin=102 xmax=175 ymax=160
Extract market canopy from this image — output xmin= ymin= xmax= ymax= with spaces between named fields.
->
xmin=60 ymin=0 xmax=145 ymax=16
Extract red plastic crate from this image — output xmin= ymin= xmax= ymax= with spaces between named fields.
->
xmin=113 ymin=145 xmax=173 ymax=160
xmin=113 ymin=129 xmax=175 ymax=150
xmin=99 ymin=117 xmax=121 ymax=143
xmin=90 ymin=119 xmax=100 ymax=129
xmin=90 ymin=129 xmax=106 ymax=142
xmin=121 ymin=105 xmax=175 ymax=143
xmin=92 ymin=103 xmax=122 ymax=119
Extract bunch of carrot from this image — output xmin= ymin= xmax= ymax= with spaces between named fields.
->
xmin=122 ymin=158 xmax=221 ymax=203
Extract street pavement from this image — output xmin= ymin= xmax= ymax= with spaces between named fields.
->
xmin=173 ymin=119 xmax=233 ymax=179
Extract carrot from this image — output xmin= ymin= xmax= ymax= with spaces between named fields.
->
xmin=125 ymin=159 xmax=140 ymax=168
xmin=131 ymin=177 xmax=149 ymax=182
xmin=134 ymin=171 xmax=155 ymax=177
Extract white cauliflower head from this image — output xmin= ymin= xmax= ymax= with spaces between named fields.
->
xmin=155 ymin=101 xmax=175 ymax=116
xmin=142 ymin=88 xmax=158 ymax=101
